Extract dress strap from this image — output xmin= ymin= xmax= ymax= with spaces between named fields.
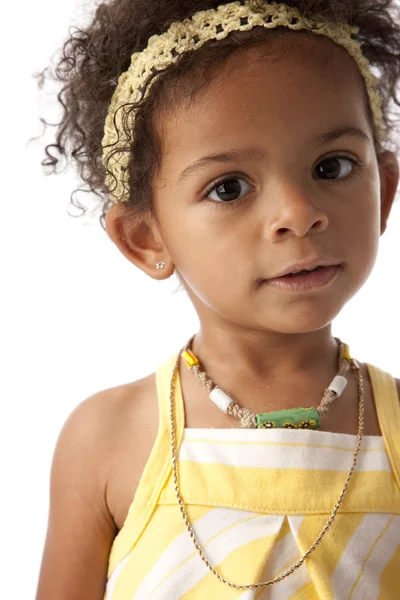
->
xmin=366 ymin=363 xmax=400 ymax=489
xmin=106 ymin=354 xmax=184 ymax=578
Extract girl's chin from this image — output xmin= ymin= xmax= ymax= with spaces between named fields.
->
xmin=247 ymin=304 xmax=343 ymax=334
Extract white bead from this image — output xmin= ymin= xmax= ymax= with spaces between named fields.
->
xmin=209 ymin=387 xmax=233 ymax=413
xmin=328 ymin=375 xmax=347 ymax=398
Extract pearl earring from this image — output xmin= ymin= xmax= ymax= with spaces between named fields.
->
xmin=156 ymin=261 xmax=166 ymax=270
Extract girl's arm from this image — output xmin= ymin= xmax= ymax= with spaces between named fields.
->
xmin=35 ymin=392 xmax=117 ymax=600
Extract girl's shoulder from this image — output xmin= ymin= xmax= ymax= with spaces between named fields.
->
xmin=37 ymin=373 xmax=159 ymax=597
xmin=85 ymin=372 xmax=160 ymax=531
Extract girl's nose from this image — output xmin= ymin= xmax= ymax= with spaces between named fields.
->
xmin=264 ymin=181 xmax=329 ymax=240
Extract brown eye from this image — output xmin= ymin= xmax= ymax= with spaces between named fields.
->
xmin=314 ymin=157 xmax=355 ymax=180
xmin=206 ymin=177 xmax=253 ymax=202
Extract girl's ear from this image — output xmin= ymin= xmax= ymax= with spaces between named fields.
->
xmin=105 ymin=203 xmax=175 ymax=279
xmin=378 ymin=150 xmax=399 ymax=235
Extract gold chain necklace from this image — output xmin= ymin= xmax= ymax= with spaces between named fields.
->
xmin=169 ymin=345 xmax=364 ymax=590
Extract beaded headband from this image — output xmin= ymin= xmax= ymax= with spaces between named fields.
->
xmin=102 ymin=0 xmax=384 ymax=204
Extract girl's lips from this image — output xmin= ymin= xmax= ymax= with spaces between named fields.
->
xmin=263 ymin=265 xmax=341 ymax=293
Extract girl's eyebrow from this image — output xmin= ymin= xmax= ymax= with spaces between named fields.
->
xmin=177 ymin=147 xmax=265 ymax=183
xmin=314 ymin=126 xmax=371 ymax=146
xmin=177 ymin=127 xmax=370 ymax=183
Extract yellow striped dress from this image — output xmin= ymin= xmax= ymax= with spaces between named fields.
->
xmin=104 ymin=356 xmax=400 ymax=599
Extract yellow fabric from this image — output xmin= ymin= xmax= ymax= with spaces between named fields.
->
xmin=104 ymin=357 xmax=400 ymax=599
xmin=369 ymin=363 xmax=400 ymax=489
xmin=102 ymin=0 xmax=384 ymax=204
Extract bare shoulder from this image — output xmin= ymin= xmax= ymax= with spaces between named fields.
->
xmin=48 ymin=371 xmax=159 ymax=489
xmin=96 ymin=372 xmax=160 ymax=531
xmin=69 ymin=372 xmax=160 ymax=529
xmin=35 ymin=373 xmax=159 ymax=600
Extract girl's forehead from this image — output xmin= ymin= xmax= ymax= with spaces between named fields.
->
xmin=158 ymin=34 xmax=370 ymax=164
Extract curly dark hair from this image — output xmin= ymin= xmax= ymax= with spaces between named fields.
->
xmin=37 ymin=0 xmax=400 ymax=231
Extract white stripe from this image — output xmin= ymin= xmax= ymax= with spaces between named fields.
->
xmin=132 ymin=507 xmax=266 ymax=600
xmin=238 ymin=517 xmax=310 ymax=600
xmin=257 ymin=562 xmax=310 ymax=600
xmin=105 ymin=554 xmax=130 ymax=600
xmin=259 ymin=516 xmax=310 ymax=600
xmin=179 ymin=439 xmax=390 ymax=472
xmin=287 ymin=516 xmax=304 ymax=540
xmin=331 ymin=514 xmax=394 ymax=597
xmin=350 ymin=516 xmax=400 ymax=600
xmin=143 ymin=514 xmax=285 ymax=600
xmin=184 ymin=428 xmax=384 ymax=449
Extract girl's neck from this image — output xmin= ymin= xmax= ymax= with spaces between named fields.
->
xmin=189 ymin=326 xmax=341 ymax=413
xmin=192 ymin=326 xmax=338 ymax=377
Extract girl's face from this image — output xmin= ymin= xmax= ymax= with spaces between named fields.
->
xmin=151 ymin=34 xmax=396 ymax=334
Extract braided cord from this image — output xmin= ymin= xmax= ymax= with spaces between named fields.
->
xmin=185 ymin=336 xmax=350 ymax=427
xmin=317 ymin=349 xmax=350 ymax=417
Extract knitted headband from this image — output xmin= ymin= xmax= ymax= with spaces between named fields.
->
xmin=102 ymin=0 xmax=384 ymax=204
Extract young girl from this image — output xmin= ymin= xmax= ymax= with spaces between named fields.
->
xmin=35 ymin=1 xmax=400 ymax=598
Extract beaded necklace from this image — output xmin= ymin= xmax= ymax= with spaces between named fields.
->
xmin=182 ymin=335 xmax=352 ymax=429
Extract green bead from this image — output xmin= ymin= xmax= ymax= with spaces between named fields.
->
xmin=256 ymin=407 xmax=320 ymax=430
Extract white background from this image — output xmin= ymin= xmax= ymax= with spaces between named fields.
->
xmin=1 ymin=1 xmax=399 ymax=598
